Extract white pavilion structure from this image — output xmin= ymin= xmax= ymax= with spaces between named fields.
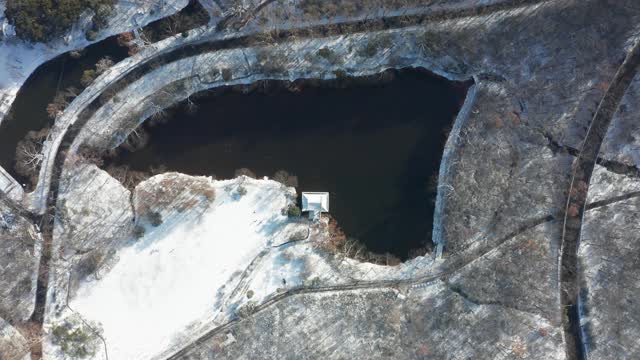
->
xmin=301 ymin=192 xmax=330 ymax=220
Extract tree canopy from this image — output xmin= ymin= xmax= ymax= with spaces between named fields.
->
xmin=5 ymin=0 xmax=115 ymax=42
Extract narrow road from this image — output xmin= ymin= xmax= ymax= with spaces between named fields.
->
xmin=558 ymin=40 xmax=640 ymax=360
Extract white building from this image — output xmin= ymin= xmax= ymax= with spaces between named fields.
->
xmin=301 ymin=192 xmax=329 ymax=220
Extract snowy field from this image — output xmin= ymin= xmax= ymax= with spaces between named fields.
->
xmin=44 ymin=172 xmax=438 ymax=359
xmin=59 ymin=177 xmax=299 ymax=359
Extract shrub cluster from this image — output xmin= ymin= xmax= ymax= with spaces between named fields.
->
xmin=80 ymin=56 xmax=114 ymax=87
xmin=273 ymin=170 xmax=298 ymax=187
xmin=132 ymin=224 xmax=146 ymax=239
xmin=315 ymin=216 xmax=403 ymax=266
xmin=76 ymin=251 xmax=104 ymax=278
xmin=234 ymin=168 xmax=255 ymax=178
xmin=135 ymin=174 xmax=215 ymax=219
xmin=356 ymin=34 xmax=393 ymax=58
xmin=146 ymin=211 xmax=163 ymax=227
xmin=51 ymin=321 xmax=98 ymax=358
xmin=316 ymin=47 xmax=341 ymax=65
xmin=286 ymin=204 xmax=302 ymax=218
xmin=236 ymin=185 xmax=248 ymax=197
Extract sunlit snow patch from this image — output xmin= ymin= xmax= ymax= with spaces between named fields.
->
xmin=67 ymin=177 xmax=296 ymax=359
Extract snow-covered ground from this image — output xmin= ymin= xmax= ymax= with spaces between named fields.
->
xmin=52 ymin=176 xmax=303 ymax=360
xmin=0 ymin=0 xmax=189 ymax=127
xmin=43 ymin=169 xmax=441 ymax=359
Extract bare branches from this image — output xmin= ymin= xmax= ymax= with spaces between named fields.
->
xmin=313 ymin=216 xmax=404 ymax=266
xmin=122 ymin=127 xmax=149 ymax=152
xmin=185 ymin=96 xmax=198 ymax=114
xmin=80 ymin=56 xmax=115 ymax=87
xmin=105 ymin=164 xmax=150 ymax=191
xmin=95 ymin=57 xmax=115 ymax=75
xmin=15 ymin=127 xmax=50 ymax=190
xmin=19 ymin=142 xmax=43 ymax=174
xmin=46 ymin=94 xmax=67 ymax=120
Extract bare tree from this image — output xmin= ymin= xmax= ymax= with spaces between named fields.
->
xmin=117 ymin=31 xmax=135 ymax=47
xmin=18 ymin=143 xmax=43 ymax=173
xmin=235 ymin=168 xmax=256 ymax=178
xmin=15 ymin=127 xmax=49 ymax=189
xmin=161 ymin=17 xmax=180 ymax=37
xmin=122 ymin=127 xmax=149 ymax=152
xmin=95 ymin=56 xmax=114 ymax=75
xmin=148 ymin=101 xmax=168 ymax=124
xmin=185 ymin=96 xmax=198 ymax=114
xmin=64 ymin=86 xmax=79 ymax=98
xmin=46 ymin=93 xmax=68 ymax=119
xmin=46 ymin=86 xmax=79 ymax=119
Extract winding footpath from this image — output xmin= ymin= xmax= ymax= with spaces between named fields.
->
xmin=164 ymin=213 xmax=556 ymax=359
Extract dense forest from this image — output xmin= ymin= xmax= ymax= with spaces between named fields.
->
xmin=5 ymin=0 xmax=115 ymax=42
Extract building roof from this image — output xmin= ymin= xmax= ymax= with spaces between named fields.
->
xmin=301 ymin=192 xmax=329 ymax=213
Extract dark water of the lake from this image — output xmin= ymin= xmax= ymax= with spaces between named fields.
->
xmin=116 ymin=69 xmax=469 ymax=259
xmin=0 ymin=36 xmax=129 ymax=183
